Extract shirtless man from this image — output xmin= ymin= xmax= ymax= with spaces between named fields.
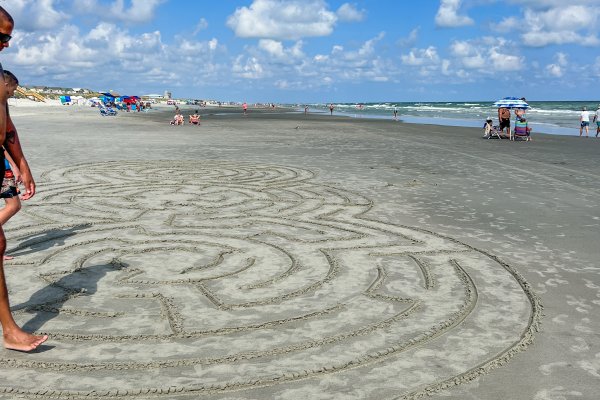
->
xmin=0 ymin=6 xmax=48 ymax=351
xmin=498 ymin=107 xmax=511 ymax=138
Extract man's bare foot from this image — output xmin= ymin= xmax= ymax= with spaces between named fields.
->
xmin=3 ymin=255 xmax=14 ymax=260
xmin=3 ymin=329 xmax=48 ymax=352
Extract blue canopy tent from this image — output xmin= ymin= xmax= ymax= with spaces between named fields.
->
xmin=59 ymin=95 xmax=71 ymax=105
xmin=99 ymin=92 xmax=117 ymax=105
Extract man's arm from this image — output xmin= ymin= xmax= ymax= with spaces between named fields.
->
xmin=0 ymin=73 xmax=6 ymax=149
xmin=4 ymin=114 xmax=35 ymax=199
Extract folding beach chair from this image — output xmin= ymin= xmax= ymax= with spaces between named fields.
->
xmin=99 ymin=105 xmax=117 ymax=116
xmin=483 ymin=118 xmax=502 ymax=139
xmin=487 ymin=125 xmax=502 ymax=139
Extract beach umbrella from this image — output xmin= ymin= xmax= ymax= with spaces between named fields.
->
xmin=493 ymin=97 xmax=529 ymax=109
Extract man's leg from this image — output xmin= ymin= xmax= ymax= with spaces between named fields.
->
xmin=0 ymin=196 xmax=21 ymax=225
xmin=0 ymin=227 xmax=48 ymax=351
xmin=0 ymin=197 xmax=21 ymax=260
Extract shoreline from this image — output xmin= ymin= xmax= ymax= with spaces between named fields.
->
xmin=303 ymin=107 xmax=586 ymax=137
xmin=8 ymin=98 xmax=596 ymax=138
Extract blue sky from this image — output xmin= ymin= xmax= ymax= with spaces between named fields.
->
xmin=2 ymin=0 xmax=600 ymax=102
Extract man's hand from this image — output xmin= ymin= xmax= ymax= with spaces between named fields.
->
xmin=19 ymin=171 xmax=35 ymax=200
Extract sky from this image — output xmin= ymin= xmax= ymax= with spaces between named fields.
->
xmin=1 ymin=0 xmax=600 ymax=103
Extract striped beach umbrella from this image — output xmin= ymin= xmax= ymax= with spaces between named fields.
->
xmin=493 ymin=97 xmax=530 ymax=109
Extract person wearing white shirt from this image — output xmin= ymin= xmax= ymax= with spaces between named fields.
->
xmin=580 ymin=106 xmax=590 ymax=137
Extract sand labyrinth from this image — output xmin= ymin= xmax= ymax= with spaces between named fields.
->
xmin=1 ymin=161 xmax=540 ymax=399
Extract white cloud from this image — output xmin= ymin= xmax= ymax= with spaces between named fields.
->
xmin=337 ymin=3 xmax=365 ymax=22
xmin=3 ymin=0 xmax=69 ymax=31
xmin=447 ymin=38 xmax=524 ymax=74
xmin=69 ymin=0 xmax=166 ymax=24
xmin=258 ymin=39 xmax=305 ymax=62
xmin=497 ymin=5 xmax=600 ymax=47
xmin=488 ymin=47 xmax=523 ymax=71
xmin=193 ymin=18 xmax=209 ymax=36
xmin=441 ymin=59 xmax=451 ymax=75
xmin=5 ymin=0 xmax=165 ymax=31
xmin=259 ymin=39 xmax=285 ymax=58
xmin=435 ymin=0 xmax=474 ymax=28
xmin=226 ymin=0 xmax=338 ymax=40
xmin=232 ymin=55 xmax=265 ymax=79
xmin=397 ymin=27 xmax=419 ymax=47
xmin=493 ymin=17 xmax=519 ymax=33
xmin=546 ymin=63 xmax=563 ymax=77
xmin=5 ymin=19 xmax=227 ymax=92
xmin=545 ymin=52 xmax=568 ymax=77
xmin=232 ymin=33 xmax=390 ymax=89
xmin=525 ymin=5 xmax=595 ymax=31
xmin=401 ymin=46 xmax=440 ymax=66
xmin=450 ymin=40 xmax=473 ymax=57
xmin=555 ymin=52 xmax=568 ymax=66
xmin=107 ymin=0 xmax=165 ymax=24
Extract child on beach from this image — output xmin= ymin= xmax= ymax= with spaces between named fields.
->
xmin=0 ymin=71 xmax=22 ymax=261
xmin=483 ymin=117 xmax=493 ymax=137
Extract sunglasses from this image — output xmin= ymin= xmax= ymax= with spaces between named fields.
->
xmin=0 ymin=33 xmax=11 ymax=44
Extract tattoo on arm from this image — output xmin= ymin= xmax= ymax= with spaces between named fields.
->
xmin=5 ymin=129 xmax=16 ymax=145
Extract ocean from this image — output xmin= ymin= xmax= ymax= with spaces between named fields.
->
xmin=296 ymin=101 xmax=600 ymax=136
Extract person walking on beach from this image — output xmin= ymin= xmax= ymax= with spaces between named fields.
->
xmin=0 ymin=6 xmax=48 ymax=351
xmin=393 ymin=107 xmax=398 ymax=120
xmin=580 ymin=106 xmax=590 ymax=137
xmin=329 ymin=103 xmax=334 ymax=115
xmin=498 ymin=107 xmax=511 ymax=138
xmin=242 ymin=102 xmax=248 ymax=116
xmin=594 ymin=105 xmax=600 ymax=138
xmin=1 ymin=70 xmax=22 ymax=261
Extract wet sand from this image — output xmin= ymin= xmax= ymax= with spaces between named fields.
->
xmin=1 ymin=102 xmax=598 ymax=399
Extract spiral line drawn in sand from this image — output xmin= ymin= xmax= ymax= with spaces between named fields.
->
xmin=1 ymin=161 xmax=541 ymax=399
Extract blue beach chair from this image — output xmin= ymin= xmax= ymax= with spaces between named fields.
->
xmin=99 ymin=105 xmax=117 ymax=116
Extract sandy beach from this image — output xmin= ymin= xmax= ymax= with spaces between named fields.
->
xmin=0 ymin=101 xmax=598 ymax=399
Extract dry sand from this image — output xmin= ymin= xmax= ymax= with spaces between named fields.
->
xmin=0 ymin=101 xmax=598 ymax=399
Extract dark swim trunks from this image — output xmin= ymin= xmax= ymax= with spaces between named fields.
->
xmin=0 ymin=154 xmax=8 ymax=198
xmin=499 ymin=119 xmax=510 ymax=130
xmin=1 ymin=168 xmax=18 ymax=198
